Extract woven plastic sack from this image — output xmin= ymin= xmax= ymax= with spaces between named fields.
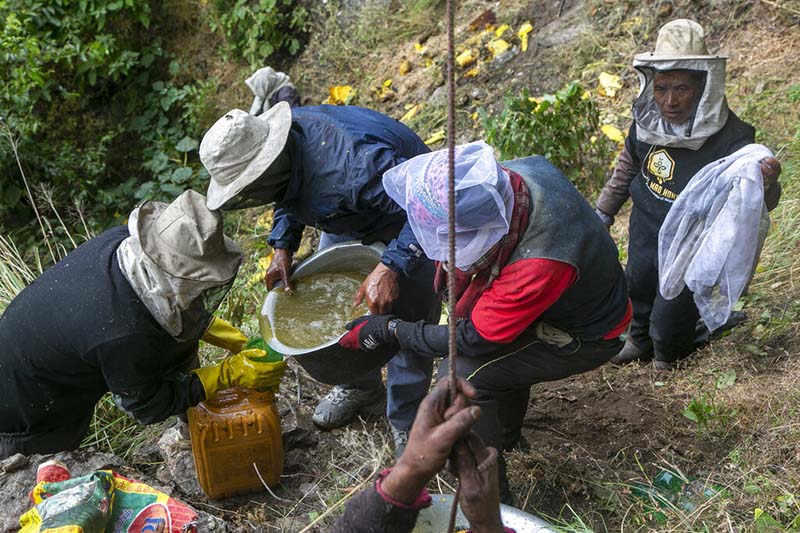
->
xmin=19 ymin=460 xmax=198 ymax=532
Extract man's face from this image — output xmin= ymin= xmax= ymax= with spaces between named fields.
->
xmin=653 ymin=70 xmax=703 ymax=125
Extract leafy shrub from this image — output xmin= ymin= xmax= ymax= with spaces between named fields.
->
xmin=480 ymin=82 xmax=615 ymax=195
xmin=131 ymin=78 xmax=216 ymax=200
xmin=209 ymin=0 xmax=308 ymax=67
xmin=0 ymin=0 xmax=214 ymax=251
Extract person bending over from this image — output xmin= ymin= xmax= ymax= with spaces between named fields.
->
xmin=0 ymin=191 xmax=284 ymax=458
xmin=338 ymin=141 xmax=631 ymax=504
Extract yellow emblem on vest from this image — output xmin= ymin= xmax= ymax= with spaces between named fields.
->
xmin=647 ymin=149 xmax=675 ymax=184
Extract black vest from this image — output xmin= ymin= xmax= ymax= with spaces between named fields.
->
xmin=502 ymin=156 xmax=629 ymax=340
xmin=628 ymin=112 xmax=755 ymax=238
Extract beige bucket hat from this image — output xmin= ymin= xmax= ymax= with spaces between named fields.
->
xmin=137 ymin=190 xmax=242 ymax=282
xmin=634 ymin=19 xmax=725 ymax=62
xmin=200 ymin=102 xmax=292 ymax=210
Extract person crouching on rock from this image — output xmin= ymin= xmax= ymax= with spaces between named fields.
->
xmin=336 ymin=141 xmax=632 ymax=505
xmin=0 ymin=190 xmax=286 ymax=459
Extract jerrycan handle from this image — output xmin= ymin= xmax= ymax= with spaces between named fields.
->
xmin=205 ymin=387 xmax=245 ymax=408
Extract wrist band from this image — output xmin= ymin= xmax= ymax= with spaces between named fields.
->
xmin=387 ymin=318 xmax=401 ymax=340
xmin=375 ymin=468 xmax=432 ymax=510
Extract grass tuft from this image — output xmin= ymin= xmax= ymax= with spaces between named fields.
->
xmin=80 ymin=394 xmax=171 ymax=461
xmin=0 ymin=234 xmax=40 ymax=313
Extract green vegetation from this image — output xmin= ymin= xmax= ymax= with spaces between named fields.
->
xmin=0 ymin=0 xmax=307 ymax=254
xmin=208 ymin=0 xmax=308 ymax=68
xmin=681 ymin=394 xmax=737 ymax=434
xmin=480 ymin=82 xmax=615 ymax=195
xmin=753 ymin=493 xmax=800 ymax=531
xmin=679 ymin=371 xmax=739 ymax=435
xmin=0 ymin=0 xmax=198 ymax=246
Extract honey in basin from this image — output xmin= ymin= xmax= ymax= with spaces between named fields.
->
xmin=260 ymin=272 xmax=369 ymax=349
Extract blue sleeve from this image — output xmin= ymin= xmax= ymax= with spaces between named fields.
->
xmin=382 ymin=222 xmax=428 ymax=276
xmin=356 ymin=145 xmax=428 ymax=276
xmin=267 ymin=206 xmax=305 ymax=252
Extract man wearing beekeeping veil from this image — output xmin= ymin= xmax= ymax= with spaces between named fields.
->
xmin=0 ymin=191 xmax=285 ymax=458
xmin=594 ymin=19 xmax=783 ymax=370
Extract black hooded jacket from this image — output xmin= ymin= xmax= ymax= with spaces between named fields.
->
xmin=0 ymin=226 xmax=205 ymax=457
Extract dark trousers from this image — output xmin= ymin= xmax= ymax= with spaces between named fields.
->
xmin=0 ymin=416 xmax=91 ymax=459
xmin=439 ymin=329 xmax=621 ymax=498
xmin=627 ymin=221 xmax=700 ymax=363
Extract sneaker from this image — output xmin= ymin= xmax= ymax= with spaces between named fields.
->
xmin=312 ymin=385 xmax=386 ymax=430
xmin=609 ymin=339 xmax=653 ymax=365
xmin=391 ymin=427 xmax=409 ymax=459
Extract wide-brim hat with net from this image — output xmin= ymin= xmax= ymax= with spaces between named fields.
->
xmin=201 ymin=103 xmax=292 ymax=210
xmin=634 ymin=19 xmax=724 ymax=62
xmin=137 ymin=190 xmax=242 ymax=282
xmin=630 ymin=19 xmax=728 ymax=150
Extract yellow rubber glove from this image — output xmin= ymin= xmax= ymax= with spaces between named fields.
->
xmin=193 ymin=349 xmax=288 ymax=399
xmin=202 ymin=317 xmax=248 ymax=354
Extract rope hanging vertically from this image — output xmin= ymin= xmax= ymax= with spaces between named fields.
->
xmin=444 ymin=1 xmax=459 ymax=532
xmin=445 ymin=0 xmax=457 ymax=409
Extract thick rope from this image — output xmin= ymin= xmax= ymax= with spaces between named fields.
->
xmin=445 ymin=0 xmax=457 ymax=404
xmin=442 ymin=6 xmax=500 ymax=529
xmin=445 ymin=1 xmax=459 ymax=532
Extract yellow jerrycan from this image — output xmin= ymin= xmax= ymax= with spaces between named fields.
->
xmin=188 ymin=386 xmax=283 ymax=499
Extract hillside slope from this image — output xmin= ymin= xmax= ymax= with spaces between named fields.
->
xmin=231 ymin=1 xmax=799 ymax=530
xmin=3 ymin=1 xmax=794 ymax=531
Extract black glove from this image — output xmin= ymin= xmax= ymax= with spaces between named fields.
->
xmin=339 ymin=315 xmax=400 ymax=352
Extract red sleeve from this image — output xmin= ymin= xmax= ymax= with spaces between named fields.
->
xmin=470 ymin=258 xmax=577 ymax=343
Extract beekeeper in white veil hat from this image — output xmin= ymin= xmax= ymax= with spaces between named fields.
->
xmin=593 ymin=19 xmax=783 ymax=371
